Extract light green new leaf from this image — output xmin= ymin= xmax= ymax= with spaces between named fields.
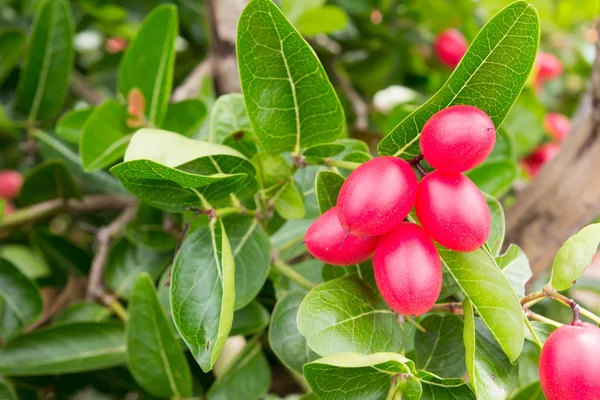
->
xmin=467 ymin=160 xmax=518 ymax=198
xmin=0 ymin=322 xmax=126 ymax=376
xmin=270 ymin=291 xmax=319 ymax=373
xmin=209 ymin=93 xmax=252 ymax=143
xmin=275 ymin=182 xmax=305 ymax=220
xmin=302 ymin=143 xmax=346 ymax=163
xmin=295 ymin=5 xmax=349 ymax=36
xmin=439 ymin=247 xmax=523 ymax=361
xmin=171 ymin=218 xmax=235 ymax=372
xmin=53 ymin=301 xmax=111 ymax=325
xmin=16 ymin=0 xmax=74 ymax=122
xmin=118 ymin=5 xmax=177 ymax=127
xmin=127 ymin=274 xmax=192 ymax=399
xmin=417 ymin=371 xmax=476 ymax=399
xmin=281 ymin=0 xmax=322 ymax=23
xmin=297 ymin=276 xmax=403 ymax=356
xmin=0 ymin=244 xmax=51 ymax=280
xmin=485 ymin=193 xmax=505 ymax=257
xmin=315 ymin=170 xmax=344 ymax=214
xmin=163 ymin=99 xmax=207 ymax=137
xmin=237 ymin=0 xmax=345 ymax=153
xmin=19 ymin=159 xmax=81 ymax=206
xmin=80 ymin=99 xmax=133 ymax=172
xmin=0 ymin=28 xmax=25 ymax=85
xmin=510 ymin=381 xmax=545 ymax=400
xmin=414 ymin=314 xmax=465 ymax=378
xmin=231 ymin=300 xmax=270 ymax=336
xmin=551 ymin=223 xmax=600 ymax=291
xmin=56 ymin=107 xmax=94 ymax=144
xmin=0 ymin=379 xmax=17 ymax=400
xmin=497 ymin=244 xmax=531 ymax=297
xmin=0 ymin=259 xmax=43 ymax=341
xmin=378 ymin=1 xmax=539 ymax=158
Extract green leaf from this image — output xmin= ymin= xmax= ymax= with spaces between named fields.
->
xmin=163 ymin=99 xmax=207 ymax=137
xmin=315 ymin=170 xmax=344 ymax=214
xmin=414 ymin=314 xmax=465 ymax=378
xmin=281 ymin=0 xmax=323 ymax=23
xmin=497 ymin=244 xmax=531 ymax=297
xmin=467 ymin=161 xmax=518 ymax=198
xmin=295 ymin=5 xmax=349 ymax=36
xmin=53 ymin=301 xmax=111 ymax=325
xmin=551 ymin=223 xmax=600 ymax=291
xmin=0 ymin=244 xmax=51 ymax=280
xmin=33 ymin=130 xmax=128 ymax=195
xmin=171 ymin=218 xmax=235 ymax=372
xmin=19 ymin=159 xmax=81 ymax=206
xmin=378 ymin=1 xmax=539 ymax=158
xmin=33 ymin=231 xmax=91 ymax=276
xmin=510 ymin=381 xmax=544 ymax=400
xmin=439 ymin=247 xmax=524 ymax=361
xmin=485 ymin=193 xmax=505 ymax=257
xmin=127 ymin=273 xmax=192 ymax=398
xmin=123 ymin=224 xmax=177 ymax=252
xmin=209 ymin=93 xmax=252 ymax=143
xmin=524 ymin=321 xmax=556 ymax=345
xmin=0 ymin=259 xmax=43 ymax=341
xmin=111 ymin=129 xmax=255 ymax=212
xmin=16 ymin=0 xmax=74 ymax=122
xmin=302 ymin=143 xmax=346 ymax=162
xmin=223 ymin=216 xmax=271 ymax=310
xmin=56 ymin=107 xmax=94 ymax=144
xmin=105 ymin=238 xmax=171 ymax=300
xmin=273 ymin=259 xmax=323 ymax=298
xmin=231 ymin=300 xmax=270 ymax=336
xmin=417 ymin=371 xmax=476 ymax=399
xmin=222 ymin=131 xmax=259 ymax=159
xmin=0 ymin=28 xmax=26 ymax=85
xmin=237 ymin=0 xmax=345 ymax=154
xmin=0 ymin=322 xmax=126 ymax=376
xmin=463 ymin=299 xmax=518 ymax=400
xmin=322 ymin=262 xmax=377 ymax=292
xmin=80 ymin=99 xmax=134 ymax=172
xmin=206 ymin=339 xmax=271 ymax=400
xmin=118 ymin=5 xmax=177 ymax=127
xmin=0 ymin=379 xmax=17 ymax=400
xmin=303 ymin=352 xmax=416 ymax=400
xmin=275 ymin=182 xmax=305 ymax=220
xmin=270 ymin=291 xmax=319 ymax=373
xmin=253 ymin=153 xmax=291 ymax=188
xmin=297 ymin=275 xmax=403 ymax=356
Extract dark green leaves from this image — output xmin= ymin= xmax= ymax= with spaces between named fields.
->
xmin=231 ymin=300 xmax=270 ymax=336
xmin=0 ymin=28 xmax=25 ymax=85
xmin=118 ymin=5 xmax=177 ymax=127
xmin=237 ymin=0 xmax=345 ymax=154
xmin=378 ymin=1 xmax=539 ymax=158
xmin=414 ymin=314 xmax=465 ymax=378
xmin=16 ymin=0 xmax=74 ymax=122
xmin=171 ymin=218 xmax=234 ymax=372
xmin=315 ymin=171 xmax=344 ymax=214
xmin=297 ymin=276 xmax=403 ymax=356
xmin=0 ymin=322 xmax=126 ymax=375
xmin=0 ymin=379 xmax=17 ymax=400
xmin=551 ymin=223 xmax=600 ymax=291
xmin=127 ymin=274 xmax=192 ymax=398
xmin=0 ymin=259 xmax=43 ymax=340
xmin=19 ymin=159 xmax=80 ymax=206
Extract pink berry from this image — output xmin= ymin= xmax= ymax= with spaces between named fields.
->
xmin=337 ymin=157 xmax=418 ymax=237
xmin=434 ymin=29 xmax=468 ymax=68
xmin=420 ymin=105 xmax=496 ymax=172
xmin=373 ymin=222 xmax=442 ymax=316
xmin=3 ymin=201 xmax=14 ymax=215
xmin=0 ymin=170 xmax=23 ymax=200
xmin=305 ymin=207 xmax=379 ymax=266
xmin=415 ymin=171 xmax=490 ymax=252
xmin=522 ymin=143 xmax=560 ymax=178
xmin=544 ymin=113 xmax=571 ymax=141
xmin=539 ymin=322 xmax=600 ymax=400
xmin=536 ymin=52 xmax=563 ymax=82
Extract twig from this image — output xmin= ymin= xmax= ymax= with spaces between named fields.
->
xmin=70 ymin=71 xmax=106 ymax=105
xmin=171 ymin=57 xmax=214 ymax=102
xmin=429 ymin=302 xmax=464 ymax=315
xmin=527 ymin=310 xmax=563 ymax=328
xmin=272 ymin=258 xmax=316 ymax=291
xmin=523 ymin=312 xmax=544 ymax=350
xmin=26 ymin=275 xmax=80 ymax=331
xmin=333 ymin=65 xmax=369 ymax=131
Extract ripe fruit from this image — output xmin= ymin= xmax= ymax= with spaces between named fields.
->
xmin=415 ymin=171 xmax=490 ymax=252
xmin=0 ymin=170 xmax=23 ymax=200
xmin=337 ymin=156 xmax=418 ymax=237
xmin=434 ymin=29 xmax=468 ymax=68
xmin=534 ymin=52 xmax=563 ymax=88
xmin=521 ymin=142 xmax=560 ymax=178
xmin=539 ymin=321 xmax=600 ymax=400
xmin=373 ymin=223 xmax=442 ymax=316
xmin=420 ymin=105 xmax=496 ymax=172
xmin=305 ymin=207 xmax=380 ymax=266
xmin=544 ymin=113 xmax=571 ymax=141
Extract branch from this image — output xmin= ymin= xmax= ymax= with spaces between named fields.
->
xmin=0 ymin=195 xmax=136 ymax=231
xmin=171 ymin=57 xmax=214 ymax=102
xmin=70 ymin=72 xmax=106 ymax=105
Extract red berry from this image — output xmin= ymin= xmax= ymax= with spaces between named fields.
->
xmin=535 ymin=52 xmax=563 ymax=82
xmin=337 ymin=156 xmax=418 ymax=237
xmin=544 ymin=113 xmax=571 ymax=141
xmin=305 ymin=207 xmax=379 ymax=266
xmin=415 ymin=171 xmax=490 ymax=252
xmin=539 ymin=322 xmax=600 ymax=400
xmin=420 ymin=105 xmax=496 ymax=172
xmin=522 ymin=142 xmax=560 ymax=178
xmin=0 ymin=170 xmax=23 ymax=200
xmin=434 ymin=29 xmax=468 ymax=68
xmin=373 ymin=222 xmax=442 ymax=316
xmin=3 ymin=201 xmax=14 ymax=215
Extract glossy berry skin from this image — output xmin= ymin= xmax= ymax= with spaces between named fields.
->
xmin=305 ymin=207 xmax=379 ymax=266
xmin=521 ymin=142 xmax=560 ymax=178
xmin=539 ymin=322 xmax=600 ymax=400
xmin=434 ymin=29 xmax=468 ymax=68
xmin=337 ymin=156 xmax=418 ymax=237
xmin=544 ymin=113 xmax=571 ymax=141
xmin=416 ymin=171 xmax=490 ymax=252
xmin=0 ymin=170 xmax=23 ymax=200
xmin=420 ymin=105 xmax=496 ymax=172
xmin=373 ymin=223 xmax=442 ymax=316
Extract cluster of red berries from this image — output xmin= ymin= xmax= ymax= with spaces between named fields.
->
xmin=0 ymin=170 xmax=22 ymax=216
xmin=306 ymin=105 xmax=495 ymax=316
